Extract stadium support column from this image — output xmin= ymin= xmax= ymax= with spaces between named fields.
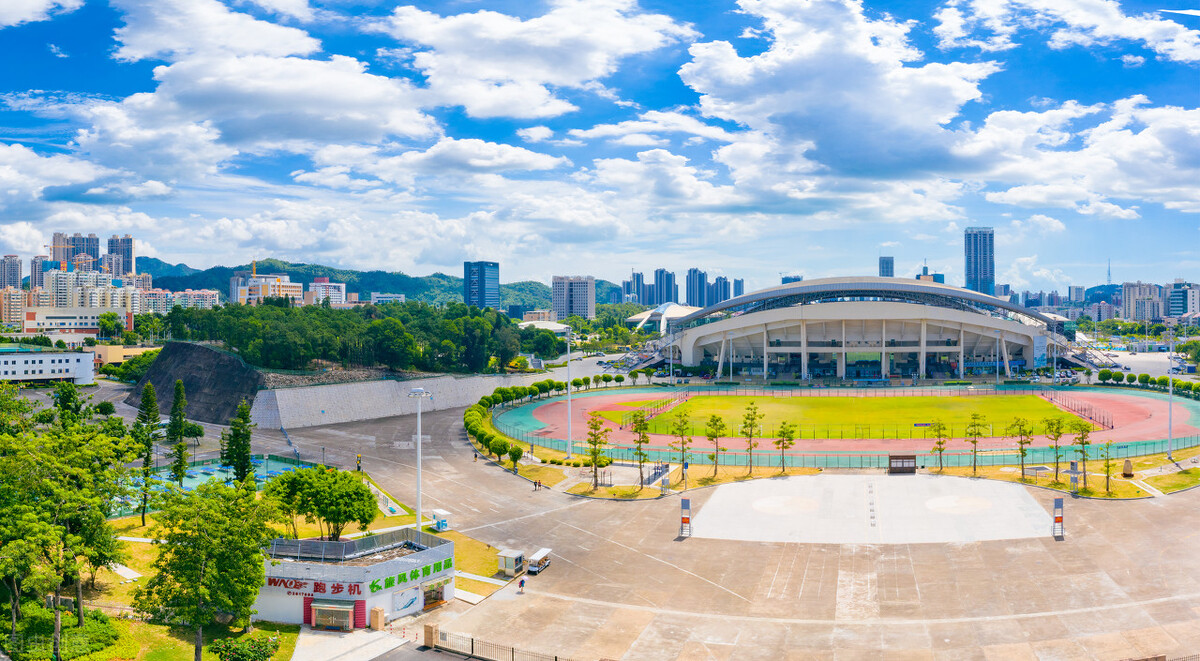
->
xmin=1000 ymin=334 xmax=1012 ymax=376
xmin=958 ymin=325 xmax=965 ymax=378
xmin=919 ymin=320 xmax=927 ymax=379
xmin=716 ymin=334 xmax=726 ymax=379
xmin=837 ymin=320 xmax=846 ymax=379
xmin=800 ymin=321 xmax=808 ymax=380
xmin=762 ymin=326 xmax=769 ymax=380
xmin=880 ymin=319 xmax=887 ymax=378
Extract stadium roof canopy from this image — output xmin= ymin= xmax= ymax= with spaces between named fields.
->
xmin=674 ymin=276 xmax=1051 ymax=330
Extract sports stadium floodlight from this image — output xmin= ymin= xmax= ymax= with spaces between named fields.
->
xmin=995 ymin=330 xmax=1001 ymax=386
xmin=565 ymin=329 xmax=573 ymax=459
xmin=408 ymin=387 xmax=433 ymax=526
xmin=1168 ymin=329 xmax=1175 ymax=462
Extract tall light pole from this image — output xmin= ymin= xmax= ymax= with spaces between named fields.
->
xmin=408 ymin=387 xmax=433 ymax=527
xmin=1168 ymin=329 xmax=1175 ymax=462
xmin=565 ymin=329 xmax=573 ymax=459
xmin=667 ymin=320 xmax=674 ymax=385
xmin=995 ymin=330 xmax=1001 ymax=386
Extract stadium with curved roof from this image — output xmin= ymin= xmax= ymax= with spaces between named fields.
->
xmin=668 ymin=276 xmax=1064 ymax=380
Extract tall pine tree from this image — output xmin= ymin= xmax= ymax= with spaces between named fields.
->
xmin=133 ymin=383 xmax=159 ymax=526
xmin=167 ymin=380 xmax=189 ymax=486
xmin=223 ymin=400 xmax=255 ymax=483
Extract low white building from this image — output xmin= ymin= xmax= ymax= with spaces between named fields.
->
xmin=370 ymin=292 xmax=406 ymax=305
xmin=254 ymin=528 xmax=454 ymax=630
xmin=0 ymin=345 xmax=95 ymax=384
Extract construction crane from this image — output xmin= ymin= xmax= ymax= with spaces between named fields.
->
xmin=42 ymin=241 xmax=104 ymax=272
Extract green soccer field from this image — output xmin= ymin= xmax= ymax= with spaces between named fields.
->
xmin=605 ymin=394 xmax=1089 ymax=439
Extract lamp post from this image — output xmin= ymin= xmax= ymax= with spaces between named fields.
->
xmin=408 ymin=387 xmax=433 ymax=527
xmin=565 ymin=329 xmax=573 ymax=459
xmin=1168 ymin=329 xmax=1175 ymax=462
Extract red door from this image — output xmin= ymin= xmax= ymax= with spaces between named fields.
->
xmin=353 ymin=599 xmax=366 ymax=629
xmin=302 ymin=596 xmax=313 ymax=625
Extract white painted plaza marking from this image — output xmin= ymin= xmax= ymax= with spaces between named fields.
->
xmin=690 ymin=474 xmax=1050 ymax=544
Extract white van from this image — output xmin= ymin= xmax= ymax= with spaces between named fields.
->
xmin=527 ymin=548 xmax=552 ymax=575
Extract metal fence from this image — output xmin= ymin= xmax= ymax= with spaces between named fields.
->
xmin=435 ymin=630 xmax=578 ymax=661
xmin=267 ymin=526 xmax=448 ymax=563
xmin=1043 ymin=390 xmax=1114 ymax=429
xmin=619 ymin=386 xmax=693 ymax=426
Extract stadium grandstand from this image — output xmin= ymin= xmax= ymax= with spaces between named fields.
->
xmin=666 ymin=276 xmax=1067 ymax=381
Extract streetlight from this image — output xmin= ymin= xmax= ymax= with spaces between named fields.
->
xmin=1168 ymin=329 xmax=1175 ymax=462
xmin=565 ymin=329 xmax=573 ymax=459
xmin=408 ymin=387 xmax=433 ymax=527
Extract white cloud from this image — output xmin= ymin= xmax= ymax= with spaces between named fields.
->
xmin=48 ymin=44 xmax=68 ymax=58
xmin=517 ymin=126 xmax=554 ymax=143
xmin=0 ymin=143 xmax=112 ymax=211
xmin=1121 ymin=53 xmax=1145 ymax=67
xmin=679 ymin=0 xmax=1000 ymax=177
xmin=376 ymin=0 xmax=696 ymax=118
xmin=112 ymin=0 xmax=320 ymax=62
xmin=998 ymin=213 xmax=1066 ymax=246
xmin=609 ymin=133 xmax=669 ymax=147
xmin=0 ymin=222 xmax=47 ymax=255
xmin=0 ymin=0 xmax=81 ymax=28
xmin=239 ymin=0 xmax=313 ymax=21
xmin=569 ymin=110 xmax=738 ymax=143
xmin=933 ymin=0 xmax=1200 ymax=63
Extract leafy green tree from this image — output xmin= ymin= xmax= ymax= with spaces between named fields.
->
xmin=601 ymin=374 xmax=613 ymax=387
xmin=1071 ymin=420 xmax=1093 ymax=490
xmin=627 ymin=371 xmax=638 ymax=386
xmin=307 ymin=470 xmax=377 ymax=541
xmin=507 ymin=446 xmax=523 ymax=471
xmin=489 ymin=437 xmax=508 ymax=460
xmin=629 ymin=411 xmax=650 ymax=487
xmin=1043 ymin=417 xmax=1067 ymax=483
xmin=584 ymin=413 xmax=610 ymax=490
xmin=964 ymin=412 xmax=987 ymax=475
xmin=1008 ymin=417 xmax=1033 ymax=480
xmin=96 ymin=401 xmax=115 ymax=416
xmin=1097 ymin=369 xmax=1111 ymax=383
xmin=1101 ymin=441 xmax=1115 ymax=495
xmin=1083 ymin=368 xmax=1092 ymax=384
xmin=134 ymin=383 xmax=160 ymax=526
xmin=262 ymin=469 xmax=310 ymax=539
xmin=222 ymin=401 xmax=255 ymax=483
xmin=1138 ymin=373 xmax=1151 ymax=385
xmin=97 ymin=311 xmax=124 ymax=339
xmin=929 ymin=419 xmax=948 ymax=471
xmin=1126 ymin=373 xmax=1137 ymax=384
xmin=51 ymin=381 xmax=87 ymax=429
xmin=134 ymin=479 xmax=278 ymax=661
xmin=668 ymin=412 xmax=692 ymax=490
xmin=571 ymin=378 xmax=583 ymax=391
xmin=740 ymin=401 xmax=765 ymax=474
xmin=703 ymin=415 xmax=727 ymax=478
xmin=774 ymin=421 xmax=795 ymax=471
xmin=614 ymin=374 xmax=624 ymax=386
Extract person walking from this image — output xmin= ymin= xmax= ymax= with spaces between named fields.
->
xmin=518 ymin=578 xmax=525 ymax=593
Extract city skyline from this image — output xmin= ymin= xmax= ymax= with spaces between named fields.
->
xmin=0 ymin=1 xmax=1197 ymax=292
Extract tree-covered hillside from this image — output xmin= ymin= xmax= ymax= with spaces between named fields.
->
xmin=154 ymin=258 xmax=620 ymax=308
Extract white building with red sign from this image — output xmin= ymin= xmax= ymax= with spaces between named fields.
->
xmin=253 ymin=528 xmax=454 ymax=630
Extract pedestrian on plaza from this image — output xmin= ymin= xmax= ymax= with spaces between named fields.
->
xmin=473 ymin=451 xmax=477 ymax=462
xmin=519 ymin=578 xmax=525 ymax=593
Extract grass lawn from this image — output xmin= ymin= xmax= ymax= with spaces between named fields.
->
xmin=428 ymin=530 xmax=500 ymax=580
xmin=100 ymin=619 xmax=299 ymax=661
xmin=937 ymin=465 xmax=1150 ymax=498
xmin=515 ymin=463 xmax=567 ymax=486
xmin=1126 ymin=444 xmax=1200 ymax=473
xmin=600 ymin=395 xmax=1088 ymax=438
xmin=1146 ymin=468 xmax=1200 ymax=493
xmin=567 ymin=483 xmax=667 ymax=499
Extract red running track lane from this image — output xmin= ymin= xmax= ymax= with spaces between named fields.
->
xmin=526 ymin=389 xmax=1197 ymax=453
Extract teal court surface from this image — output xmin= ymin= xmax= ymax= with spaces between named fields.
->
xmin=690 ymin=474 xmax=1052 ymax=544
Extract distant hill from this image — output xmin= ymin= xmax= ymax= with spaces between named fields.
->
xmin=152 ymin=258 xmax=620 ymax=308
xmin=137 ymin=256 xmax=200 ymax=279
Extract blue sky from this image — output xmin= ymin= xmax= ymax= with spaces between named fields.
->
xmin=0 ymin=0 xmax=1198 ymax=293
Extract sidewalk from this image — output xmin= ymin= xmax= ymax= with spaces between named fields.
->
xmin=290 ymin=627 xmax=406 ymax=661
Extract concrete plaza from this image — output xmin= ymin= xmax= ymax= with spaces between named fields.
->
xmin=691 ymin=474 xmax=1051 ymax=545
xmin=248 ymin=408 xmax=1200 ymax=660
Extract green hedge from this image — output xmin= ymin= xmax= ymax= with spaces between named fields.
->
xmin=0 ymin=604 xmax=119 ymax=661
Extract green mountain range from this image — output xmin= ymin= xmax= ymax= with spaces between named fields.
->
xmin=152 ymin=258 xmax=621 ymax=309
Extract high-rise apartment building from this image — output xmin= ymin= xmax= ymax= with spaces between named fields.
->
xmin=463 ymin=261 xmax=499 ymax=309
xmin=733 ymin=279 xmax=744 ymax=297
xmin=50 ymin=232 xmax=71 ymax=263
xmin=1068 ymin=286 xmax=1085 ymax=303
xmin=621 ymin=272 xmax=646 ymax=304
xmin=100 ymin=254 xmax=123 ymax=276
xmin=709 ymin=276 xmax=731 ymax=305
xmin=551 ymin=275 xmax=595 ymax=321
xmin=106 ymin=234 xmax=135 ymax=276
xmin=70 ymin=233 xmax=100 ymax=270
xmin=652 ymin=268 xmax=677 ymax=305
xmin=685 ymin=268 xmax=708 ymax=308
xmin=0 ymin=256 xmax=21 ymax=290
xmin=229 ymin=272 xmax=303 ymax=305
xmin=995 ymin=283 xmax=1011 ymax=298
xmin=308 ymin=277 xmax=347 ymax=305
xmin=878 ymin=256 xmax=894 ymax=278
xmin=964 ymin=227 xmax=995 ymax=296
xmin=29 ymin=256 xmax=47 ymax=289
xmin=0 ymin=287 xmax=23 ymax=325
xmin=1121 ymin=281 xmax=1163 ymax=321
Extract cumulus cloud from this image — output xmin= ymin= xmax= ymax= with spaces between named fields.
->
xmin=569 ymin=110 xmax=738 ymax=143
xmin=517 ymin=126 xmax=554 ymax=143
xmin=376 ymin=0 xmax=696 ymax=118
xmin=679 ymin=0 xmax=1000 ymax=177
xmin=0 ymin=0 xmax=81 ymax=28
xmin=1121 ymin=53 xmax=1145 ymax=67
xmin=933 ymin=0 xmax=1200 ymax=62
xmin=111 ymin=0 xmax=320 ymax=62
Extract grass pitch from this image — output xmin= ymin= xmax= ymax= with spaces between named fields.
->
xmin=600 ymin=394 xmax=1089 ymax=439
